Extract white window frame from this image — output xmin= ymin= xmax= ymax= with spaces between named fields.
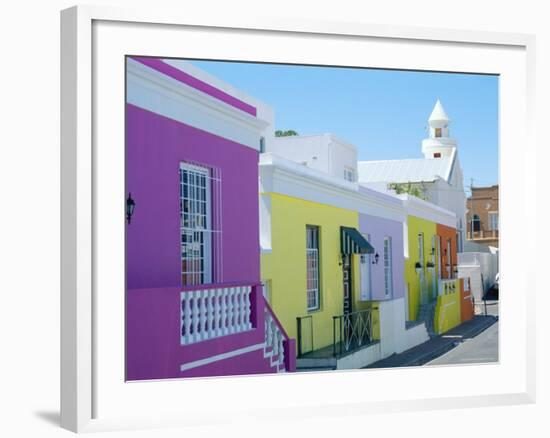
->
xmin=344 ymin=166 xmax=355 ymax=182
xmin=359 ymin=233 xmax=372 ymax=301
xmin=446 ymin=238 xmax=452 ymax=278
xmin=383 ymin=236 xmax=393 ymax=297
xmin=180 ymin=162 xmax=212 ymax=286
xmin=437 ymin=235 xmax=442 ymax=279
xmin=418 ymin=233 xmax=424 ymax=267
xmin=306 ymin=225 xmax=320 ymax=311
xmin=488 ymin=212 xmax=499 ymax=230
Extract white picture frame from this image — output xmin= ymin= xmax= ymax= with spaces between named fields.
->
xmin=61 ymin=5 xmax=536 ymax=433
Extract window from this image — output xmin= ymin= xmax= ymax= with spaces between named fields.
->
xmin=471 ymin=214 xmax=481 ymax=232
xmin=489 ymin=212 xmax=499 ymax=230
xmin=261 ymin=280 xmax=271 ymax=303
xmin=359 ymin=234 xmax=372 ymax=301
xmin=259 ymin=136 xmax=266 ymax=153
xmin=344 ymin=167 xmax=355 ymax=182
xmin=306 ymin=226 xmax=320 ymax=311
xmin=180 ymin=162 xmax=219 ymax=286
xmin=435 ymin=127 xmax=442 ymax=137
xmin=418 ymin=233 xmax=424 ymax=268
xmin=433 ymin=152 xmax=441 ymax=158
xmin=383 ymin=236 xmax=393 ymax=297
xmin=444 ymin=238 xmax=452 ymax=278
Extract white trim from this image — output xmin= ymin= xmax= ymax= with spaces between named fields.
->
xmin=180 ymin=343 xmax=264 ymax=372
xmin=260 ymin=153 xmax=407 ymax=223
xmin=399 ymin=194 xmax=457 ymax=228
xmin=127 ymin=58 xmax=269 ymax=150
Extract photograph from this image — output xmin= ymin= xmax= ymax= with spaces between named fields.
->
xmin=125 ymin=55 xmax=499 ymax=380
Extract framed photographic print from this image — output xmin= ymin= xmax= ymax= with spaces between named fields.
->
xmin=61 ymin=5 xmax=536 ymax=433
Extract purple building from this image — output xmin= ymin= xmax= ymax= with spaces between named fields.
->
xmin=125 ymin=57 xmax=295 ymax=380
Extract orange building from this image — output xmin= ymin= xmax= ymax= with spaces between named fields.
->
xmin=436 ymin=223 xmax=458 ymax=279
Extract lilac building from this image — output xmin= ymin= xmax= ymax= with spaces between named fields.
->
xmin=125 ymin=57 xmax=295 ymax=380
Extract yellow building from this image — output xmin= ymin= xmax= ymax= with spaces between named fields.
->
xmin=404 ymin=215 xmax=438 ymax=321
xmin=399 ymin=195 xmax=458 ymax=335
xmin=259 ymin=154 xmax=375 ymax=357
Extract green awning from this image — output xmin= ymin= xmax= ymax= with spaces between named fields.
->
xmin=340 ymin=226 xmax=375 ymax=255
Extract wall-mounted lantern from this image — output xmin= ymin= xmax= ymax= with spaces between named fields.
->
xmin=372 ymin=252 xmax=379 ymax=265
xmin=126 ymin=193 xmax=136 ymax=224
xmin=430 ymin=247 xmax=435 ymax=256
xmin=415 ymin=261 xmax=422 ymax=275
xmin=426 ymin=261 xmax=435 ymax=271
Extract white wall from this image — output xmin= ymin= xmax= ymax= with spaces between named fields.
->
xmin=378 ymin=298 xmax=430 ymax=357
xmin=458 ymin=252 xmax=499 ymax=294
xmin=269 ymin=134 xmax=358 ymax=182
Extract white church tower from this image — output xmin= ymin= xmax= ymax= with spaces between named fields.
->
xmin=421 ymin=99 xmax=457 ymax=159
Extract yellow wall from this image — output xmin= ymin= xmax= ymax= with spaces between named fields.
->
xmin=261 ymin=193 xmax=363 ymax=353
xmin=404 ymin=215 xmax=438 ymax=320
xmin=434 ymin=279 xmax=461 ymax=334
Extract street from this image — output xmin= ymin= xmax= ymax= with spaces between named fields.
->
xmin=426 ymin=321 xmax=498 ymax=365
xmin=426 ymin=300 xmax=499 ymax=366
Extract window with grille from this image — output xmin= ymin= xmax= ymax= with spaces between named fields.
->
xmin=180 ymin=162 xmax=222 ymax=286
xmin=383 ymin=236 xmax=393 ymax=297
xmin=306 ymin=225 xmax=320 ymax=311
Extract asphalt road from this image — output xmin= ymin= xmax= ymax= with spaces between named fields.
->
xmin=425 ymin=319 xmax=499 ymax=366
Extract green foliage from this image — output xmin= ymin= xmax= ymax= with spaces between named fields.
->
xmin=275 ymin=129 xmax=299 ymax=137
xmin=388 ymin=181 xmax=427 ymax=200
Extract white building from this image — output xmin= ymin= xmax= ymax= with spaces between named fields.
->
xmin=357 ymin=100 xmax=467 ymax=251
xmin=268 ymin=133 xmax=358 ymax=183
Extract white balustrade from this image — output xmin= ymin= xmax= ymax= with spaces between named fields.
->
xmin=263 ymin=308 xmax=286 ymax=370
xmin=181 ymin=285 xmax=252 ymax=345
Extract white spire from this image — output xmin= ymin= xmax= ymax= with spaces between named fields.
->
xmin=422 ymin=99 xmax=456 ymax=158
xmin=429 ymin=99 xmax=450 ymax=123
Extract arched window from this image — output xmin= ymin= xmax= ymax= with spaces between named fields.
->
xmin=472 ymin=214 xmax=481 ymax=232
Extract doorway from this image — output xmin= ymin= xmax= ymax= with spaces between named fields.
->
xmin=342 ymin=254 xmax=353 ymax=315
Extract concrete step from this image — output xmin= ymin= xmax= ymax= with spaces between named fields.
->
xmin=296 ymin=366 xmax=336 ymax=372
xmin=296 ymin=357 xmax=337 ymax=370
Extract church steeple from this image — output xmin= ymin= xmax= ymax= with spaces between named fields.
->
xmin=422 ymin=99 xmax=456 ymax=159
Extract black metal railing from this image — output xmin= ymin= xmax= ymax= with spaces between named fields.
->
xmin=296 ymin=315 xmax=314 ymax=357
xmin=332 ymin=308 xmax=373 ymax=358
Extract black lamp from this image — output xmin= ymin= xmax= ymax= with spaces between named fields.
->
xmin=372 ymin=252 xmax=379 ymax=265
xmin=126 ymin=193 xmax=136 ymax=224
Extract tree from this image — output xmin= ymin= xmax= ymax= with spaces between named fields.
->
xmin=388 ymin=181 xmax=427 ymax=201
xmin=275 ymin=129 xmax=299 ymax=137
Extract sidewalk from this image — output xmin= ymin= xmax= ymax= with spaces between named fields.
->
xmin=364 ymin=314 xmax=498 ymax=368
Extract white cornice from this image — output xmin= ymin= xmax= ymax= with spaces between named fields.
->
xmin=260 ymin=153 xmax=406 ymax=223
xmin=398 ymin=194 xmax=456 ymax=227
xmin=127 ymin=58 xmax=269 ymax=150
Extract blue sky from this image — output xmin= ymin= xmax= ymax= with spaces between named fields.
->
xmin=190 ymin=60 xmax=499 ymax=189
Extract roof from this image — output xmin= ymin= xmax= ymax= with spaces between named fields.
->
xmin=429 ymin=99 xmax=450 ymax=122
xmin=357 ymin=155 xmax=454 ymax=184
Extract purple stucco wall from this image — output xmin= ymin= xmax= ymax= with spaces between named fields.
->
xmin=126 ymin=103 xmax=260 ymax=289
xmin=125 ymin=103 xmax=270 ymax=379
xmin=126 ymin=285 xmax=271 ymax=380
xmin=359 ymin=213 xmax=405 ymax=301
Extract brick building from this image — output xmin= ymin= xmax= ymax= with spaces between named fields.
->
xmin=466 ymin=185 xmax=499 ymax=248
